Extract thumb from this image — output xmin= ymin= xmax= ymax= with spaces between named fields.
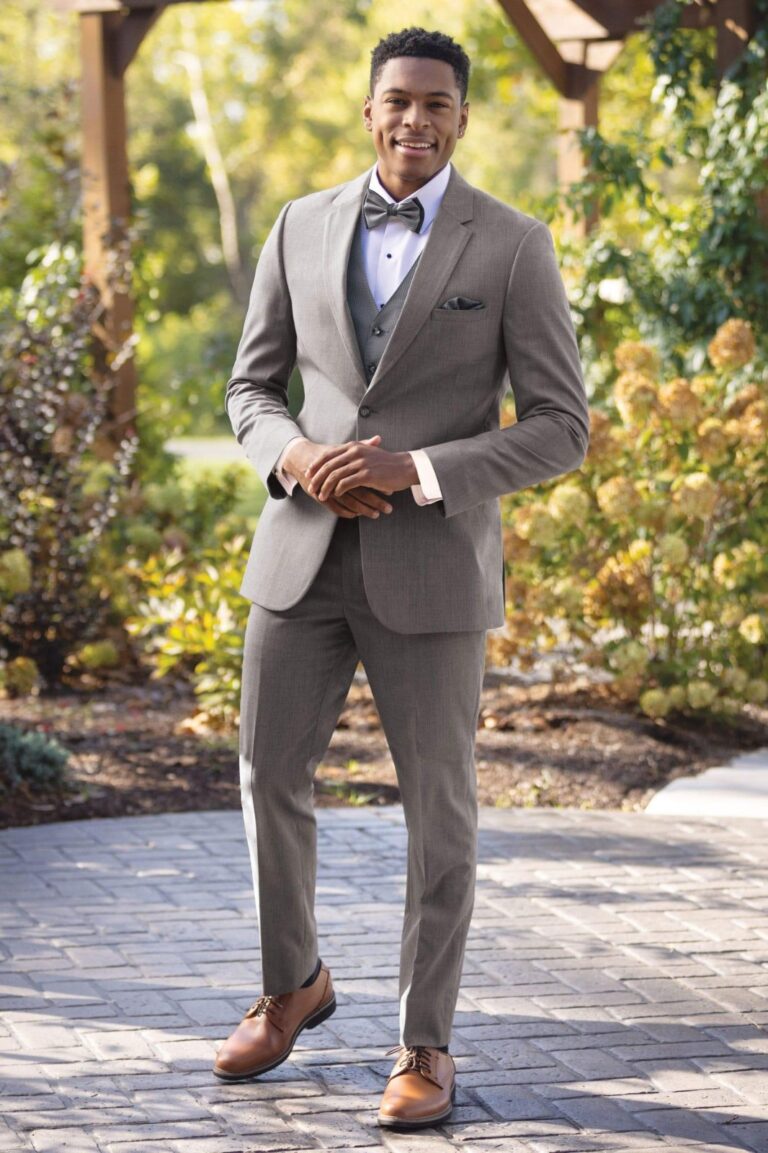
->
xmin=361 ymin=434 xmax=382 ymax=444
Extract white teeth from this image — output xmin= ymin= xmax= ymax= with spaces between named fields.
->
xmin=397 ymin=142 xmax=432 ymax=150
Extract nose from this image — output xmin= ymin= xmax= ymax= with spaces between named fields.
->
xmin=402 ymin=102 xmax=430 ymax=130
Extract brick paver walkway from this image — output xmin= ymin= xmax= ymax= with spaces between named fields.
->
xmin=2 ymin=806 xmax=768 ymax=1153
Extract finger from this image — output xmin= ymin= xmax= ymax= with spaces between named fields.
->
xmin=306 ymin=443 xmax=356 ymax=482
xmin=325 ymin=497 xmax=357 ymax=518
xmin=306 ymin=435 xmax=381 ymax=479
xmin=308 ymin=449 xmax=356 ymax=491
xmin=332 ymin=472 xmax=379 ymax=500
xmin=350 ymin=488 xmax=393 ymax=514
xmin=319 ymin=464 xmax=364 ymax=501
xmin=337 ymin=491 xmax=384 ymax=518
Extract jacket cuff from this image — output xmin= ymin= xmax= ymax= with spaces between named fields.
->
xmin=272 ymin=436 xmax=306 ymax=496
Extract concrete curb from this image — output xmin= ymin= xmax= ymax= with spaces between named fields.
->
xmin=645 ymin=747 xmax=768 ymax=818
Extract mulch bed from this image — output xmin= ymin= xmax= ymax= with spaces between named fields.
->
xmin=2 ymin=671 xmax=767 ymax=829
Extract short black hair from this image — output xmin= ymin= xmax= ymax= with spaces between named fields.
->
xmin=370 ymin=28 xmax=470 ymax=104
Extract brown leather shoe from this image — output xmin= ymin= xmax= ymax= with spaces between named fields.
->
xmin=212 ymin=962 xmax=336 ymax=1081
xmin=377 ymin=1044 xmax=456 ymax=1129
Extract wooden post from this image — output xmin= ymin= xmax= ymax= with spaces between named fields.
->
xmin=714 ymin=0 xmax=756 ymax=80
xmin=558 ymin=77 xmax=600 ymax=237
xmin=80 ymin=11 xmax=138 ymax=447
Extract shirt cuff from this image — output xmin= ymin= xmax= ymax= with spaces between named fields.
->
xmin=409 ymin=449 xmax=443 ymax=505
xmin=273 ymin=436 xmax=306 ymax=496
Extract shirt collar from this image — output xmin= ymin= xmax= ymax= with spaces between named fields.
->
xmin=368 ymin=162 xmax=452 ymax=233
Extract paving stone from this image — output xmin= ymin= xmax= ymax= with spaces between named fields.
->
xmin=80 ymin=1030 xmax=157 ymax=1061
xmin=709 ymin=1067 xmax=768 ymax=1103
xmin=28 ymin=1130 xmax=102 ymax=1152
xmin=469 ymin=1085 xmax=560 ymax=1121
xmin=544 ymin=1093 xmax=649 ymax=1132
xmin=14 ymin=1105 xmax=148 ymax=1131
xmin=4 ymin=806 xmax=768 ymax=1151
xmin=549 ymin=1049 xmax=639 ymax=1081
xmin=631 ymin=1106 xmax=751 ymax=1144
xmin=169 ymin=1140 xmax=268 ymax=1153
xmin=534 ymin=1077 xmax=653 ymax=1101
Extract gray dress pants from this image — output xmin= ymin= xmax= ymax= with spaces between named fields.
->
xmin=239 ymin=512 xmax=487 ymax=1047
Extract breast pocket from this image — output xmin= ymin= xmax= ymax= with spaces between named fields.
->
xmin=429 ymin=307 xmax=495 ymax=367
xmin=431 ymin=306 xmax=488 ymax=322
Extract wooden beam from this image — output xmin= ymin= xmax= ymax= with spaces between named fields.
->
xmin=53 ymin=0 xmax=158 ymax=10
xmin=715 ymin=0 xmax=756 ymax=79
xmin=51 ymin=0 xmax=221 ymax=10
xmin=496 ymin=0 xmax=571 ymax=92
xmin=114 ymin=6 xmax=165 ymax=74
xmin=679 ymin=2 xmax=718 ymax=29
xmin=571 ymin=0 xmax=718 ymax=37
xmin=569 ymin=1 xmax=659 ymax=37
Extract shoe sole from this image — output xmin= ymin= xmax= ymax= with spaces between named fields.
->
xmin=212 ymin=993 xmax=337 ymax=1082
xmin=377 ymin=1082 xmax=456 ymax=1129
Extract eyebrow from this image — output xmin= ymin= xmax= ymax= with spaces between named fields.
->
xmin=381 ymin=87 xmax=455 ymax=100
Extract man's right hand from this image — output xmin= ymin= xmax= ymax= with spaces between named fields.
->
xmin=281 ymin=435 xmax=394 ymax=520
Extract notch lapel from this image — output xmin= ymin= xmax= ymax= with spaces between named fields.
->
xmin=322 ymin=169 xmax=372 ymax=392
xmin=367 ymin=167 xmax=475 ymax=393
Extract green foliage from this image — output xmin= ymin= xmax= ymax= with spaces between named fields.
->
xmin=136 ymin=295 xmax=244 ymax=438
xmin=492 ymin=320 xmax=768 ymax=720
xmin=0 ymin=2 xmax=81 ymax=288
xmin=124 ymin=535 xmax=249 ymax=727
xmin=0 ymin=721 xmax=69 ymax=794
xmin=73 ymin=640 xmax=121 ymax=671
xmin=1 ymin=656 xmax=39 ymax=697
xmin=0 ymin=241 xmax=138 ymax=687
xmin=558 ymin=2 xmax=768 ymax=371
xmin=110 ymin=461 xmax=260 ymax=561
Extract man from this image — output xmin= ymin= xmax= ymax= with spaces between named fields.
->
xmin=214 ymin=27 xmax=589 ymax=1130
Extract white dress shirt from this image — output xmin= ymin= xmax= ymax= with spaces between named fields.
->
xmin=273 ymin=164 xmax=449 ymax=506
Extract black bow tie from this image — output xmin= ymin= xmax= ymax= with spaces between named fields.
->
xmin=363 ymin=187 xmax=425 ymax=233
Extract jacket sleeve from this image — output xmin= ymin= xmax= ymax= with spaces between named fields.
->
xmin=420 ymin=221 xmax=590 ymax=519
xmin=224 ymin=200 xmax=304 ymax=500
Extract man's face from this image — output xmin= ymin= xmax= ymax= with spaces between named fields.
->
xmin=363 ymin=56 xmax=468 ymax=200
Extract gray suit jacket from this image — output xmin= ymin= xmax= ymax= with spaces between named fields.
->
xmin=225 ymin=164 xmax=589 ymax=633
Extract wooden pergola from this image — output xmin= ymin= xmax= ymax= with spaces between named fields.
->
xmin=49 ymin=0 xmax=760 ymax=443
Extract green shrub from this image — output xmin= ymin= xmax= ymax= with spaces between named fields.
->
xmin=124 ymin=534 xmax=248 ymax=727
xmin=0 ymin=241 xmax=138 ymax=688
xmin=0 ymin=722 xmax=69 ymax=795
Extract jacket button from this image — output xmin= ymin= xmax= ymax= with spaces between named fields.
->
xmin=359 ymin=405 xmax=371 ymax=418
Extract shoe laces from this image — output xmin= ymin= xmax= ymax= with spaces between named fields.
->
xmin=385 ymin=1043 xmax=439 ymax=1082
xmin=244 ymin=995 xmax=285 ymax=1031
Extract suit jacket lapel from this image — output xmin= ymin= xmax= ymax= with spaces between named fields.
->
xmin=322 ymin=168 xmax=372 ymax=392
xmin=367 ymin=166 xmax=475 ymax=393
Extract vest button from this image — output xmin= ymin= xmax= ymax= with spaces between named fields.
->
xmin=372 ymin=326 xmax=383 ymax=336
xmin=359 ymin=405 xmax=371 ymax=418
xmin=367 ymin=362 xmax=377 ymax=375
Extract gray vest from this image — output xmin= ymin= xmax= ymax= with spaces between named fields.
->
xmin=347 ymin=228 xmax=421 ymax=387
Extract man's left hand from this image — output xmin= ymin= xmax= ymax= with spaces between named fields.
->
xmin=307 ymin=439 xmax=418 ymax=501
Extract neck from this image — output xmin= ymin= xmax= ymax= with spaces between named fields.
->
xmin=375 ymin=164 xmax=448 ymax=202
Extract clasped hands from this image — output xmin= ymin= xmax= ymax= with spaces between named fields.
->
xmin=281 ymin=434 xmax=419 ymax=519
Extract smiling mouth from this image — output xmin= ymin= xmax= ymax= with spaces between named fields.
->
xmin=394 ymin=140 xmax=435 ymax=153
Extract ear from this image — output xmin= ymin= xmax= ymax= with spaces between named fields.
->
xmin=362 ymin=94 xmax=373 ymax=132
xmin=458 ymin=102 xmax=469 ymax=138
